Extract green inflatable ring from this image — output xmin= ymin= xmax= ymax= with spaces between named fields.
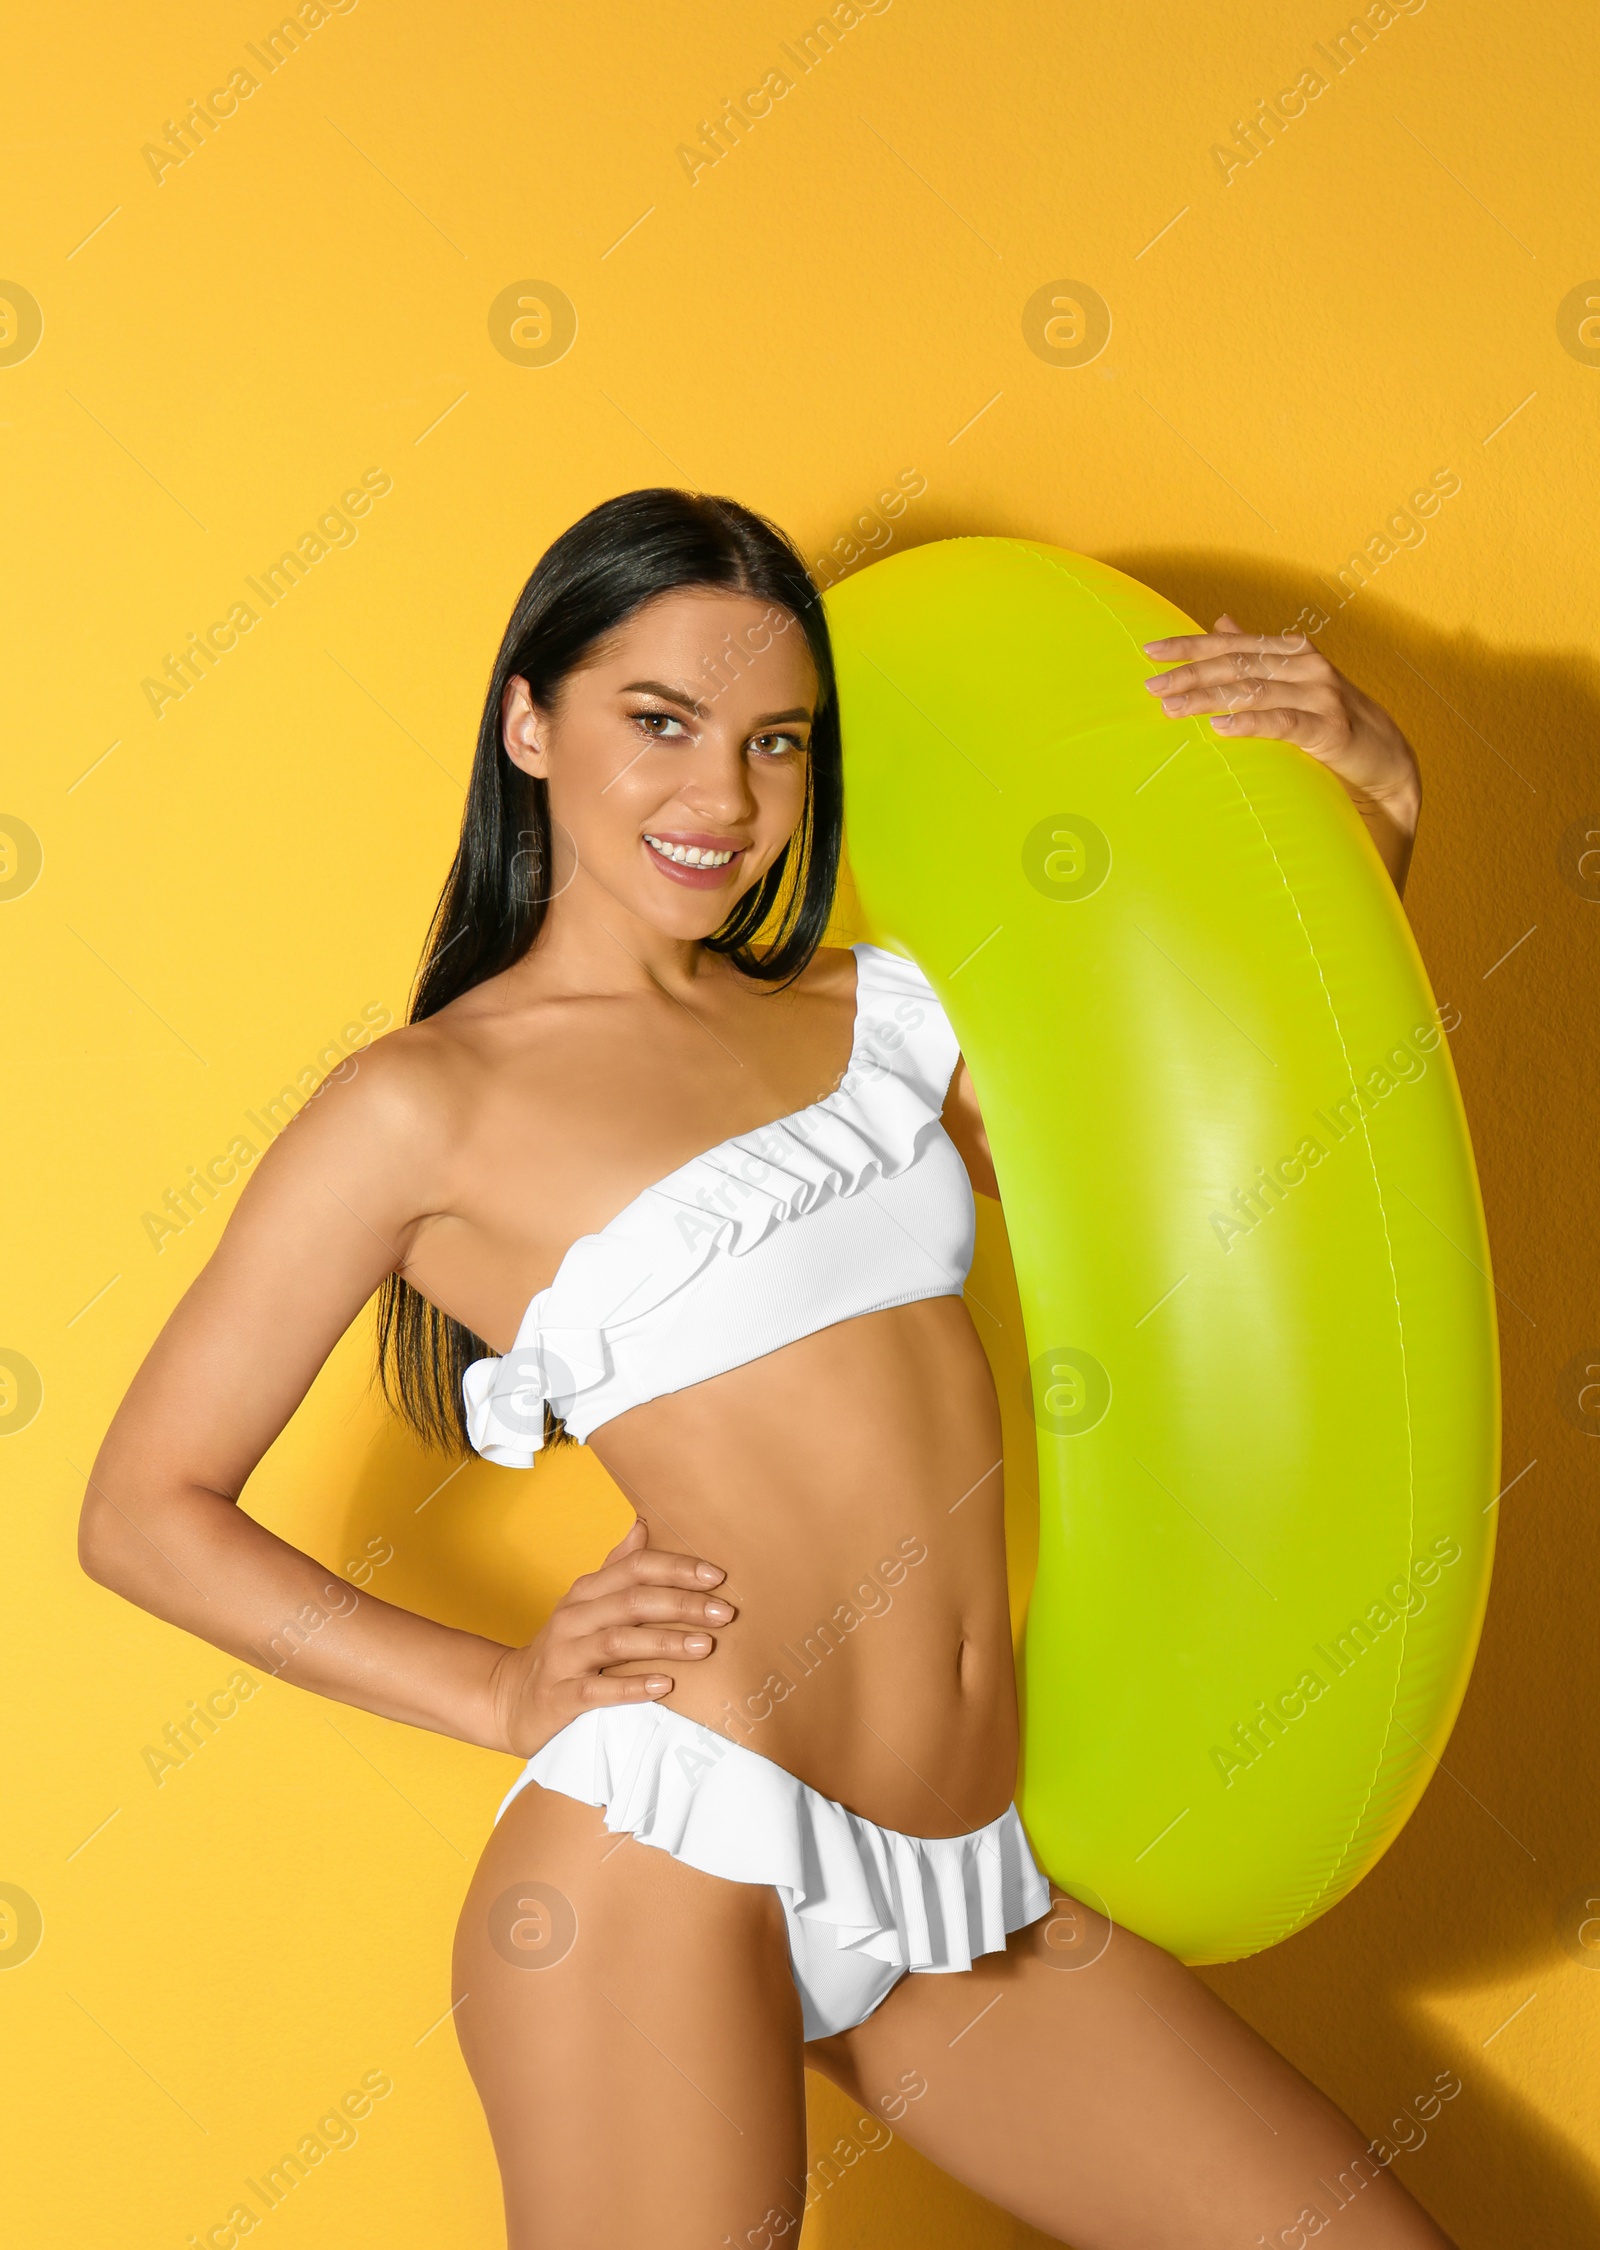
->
xmin=825 ymin=537 xmax=1498 ymax=1964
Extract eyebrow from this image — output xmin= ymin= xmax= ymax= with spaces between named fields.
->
xmin=619 ymin=679 xmax=813 ymax=726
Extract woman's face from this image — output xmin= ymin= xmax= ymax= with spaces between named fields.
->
xmin=502 ymin=587 xmax=819 ymax=942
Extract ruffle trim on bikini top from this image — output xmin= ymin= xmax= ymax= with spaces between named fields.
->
xmin=508 ymin=1702 xmax=1055 ymax=1975
xmin=461 ymin=944 xmax=960 ymax=1466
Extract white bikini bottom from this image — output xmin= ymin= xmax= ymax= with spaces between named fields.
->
xmin=494 ymin=1702 xmax=1055 ymax=2040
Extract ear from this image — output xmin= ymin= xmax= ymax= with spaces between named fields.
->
xmin=502 ymin=674 xmax=550 ymax=778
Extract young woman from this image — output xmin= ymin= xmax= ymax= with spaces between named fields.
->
xmin=80 ymin=489 xmax=1452 ymax=2250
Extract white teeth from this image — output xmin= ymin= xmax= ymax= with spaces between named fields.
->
xmin=645 ymin=834 xmax=735 ymax=868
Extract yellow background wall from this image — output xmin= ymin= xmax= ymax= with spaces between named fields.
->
xmin=3 ymin=2 xmax=1596 ymax=2242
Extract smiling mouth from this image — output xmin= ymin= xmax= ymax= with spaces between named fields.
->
xmin=642 ymin=831 xmax=747 ymax=887
xmin=644 ymin=833 xmax=738 ymax=868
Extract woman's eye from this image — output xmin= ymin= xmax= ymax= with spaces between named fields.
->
xmin=632 ymin=709 xmax=687 ymax=739
xmin=750 ymin=731 xmax=805 ymax=758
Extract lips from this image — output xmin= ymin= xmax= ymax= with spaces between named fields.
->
xmin=642 ymin=831 xmax=748 ymax=890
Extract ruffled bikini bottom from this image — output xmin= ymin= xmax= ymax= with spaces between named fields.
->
xmin=494 ymin=1702 xmax=1055 ymax=2039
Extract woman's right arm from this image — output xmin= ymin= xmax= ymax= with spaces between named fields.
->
xmin=77 ymin=1038 xmax=733 ymax=1757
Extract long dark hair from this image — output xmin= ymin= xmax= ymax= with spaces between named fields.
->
xmin=375 ymin=486 xmax=843 ymax=1454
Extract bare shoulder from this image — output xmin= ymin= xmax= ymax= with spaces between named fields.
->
xmin=812 ymin=940 xmax=861 ymax=988
xmin=726 ymin=942 xmax=861 ymax=1056
xmin=238 ymin=1008 xmax=505 ymax=1219
xmin=781 ymin=940 xmax=860 ymax=1002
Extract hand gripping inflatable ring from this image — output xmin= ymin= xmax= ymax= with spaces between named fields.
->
xmin=825 ymin=538 xmax=1499 ymax=1964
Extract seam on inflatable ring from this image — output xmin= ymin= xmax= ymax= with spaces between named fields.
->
xmin=1015 ymin=542 xmax=1419 ymax=1944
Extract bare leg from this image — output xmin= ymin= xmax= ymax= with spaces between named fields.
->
xmin=809 ymin=1894 xmax=1458 ymax=2250
xmin=452 ymin=1783 xmax=809 ymax=2250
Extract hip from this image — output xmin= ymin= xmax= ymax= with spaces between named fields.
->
xmin=493 ymin=1700 xmax=1052 ymax=2040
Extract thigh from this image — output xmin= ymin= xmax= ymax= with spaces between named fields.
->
xmin=453 ymin=1780 xmax=809 ymax=2250
xmin=807 ymin=1893 xmax=1457 ymax=2250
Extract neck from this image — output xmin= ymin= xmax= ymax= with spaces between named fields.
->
xmin=507 ymin=863 xmax=720 ymax=1005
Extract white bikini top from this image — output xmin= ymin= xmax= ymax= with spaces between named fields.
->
xmin=461 ymin=943 xmax=976 ymax=1465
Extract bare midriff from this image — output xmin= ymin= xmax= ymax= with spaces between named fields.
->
xmin=588 ymin=1293 xmax=1016 ymax=1841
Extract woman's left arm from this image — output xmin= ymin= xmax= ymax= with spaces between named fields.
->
xmin=1141 ymin=612 xmax=1422 ymax=897
xmin=942 ymin=1063 xmax=999 ymax=1201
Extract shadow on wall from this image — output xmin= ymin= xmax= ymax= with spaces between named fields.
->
xmin=331 ymin=539 xmax=1600 ymax=2249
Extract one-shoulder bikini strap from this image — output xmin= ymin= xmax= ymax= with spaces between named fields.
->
xmin=850 ymin=942 xmax=963 ymax=1113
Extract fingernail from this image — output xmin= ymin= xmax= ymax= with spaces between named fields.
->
xmin=646 ymin=1676 xmax=670 ymax=1693
xmin=685 ymin=1634 xmax=711 ymax=1653
xmin=1143 ymin=638 xmax=1174 ymax=653
xmin=695 ymin=1563 xmax=725 ymax=1583
xmin=704 ymin=1600 xmax=732 ymax=1621
xmin=1212 ymin=715 xmax=1238 ymax=730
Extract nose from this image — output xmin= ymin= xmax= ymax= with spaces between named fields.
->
xmin=678 ymin=728 xmax=759 ymax=825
